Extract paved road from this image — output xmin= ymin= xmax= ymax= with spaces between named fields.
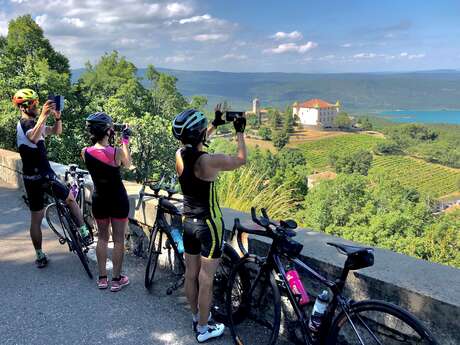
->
xmin=0 ymin=182 xmax=236 ymax=345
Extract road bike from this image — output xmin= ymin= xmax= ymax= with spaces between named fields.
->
xmin=226 ymin=207 xmax=438 ymax=345
xmin=136 ymin=178 xmax=245 ymax=322
xmin=43 ymin=176 xmax=93 ymax=279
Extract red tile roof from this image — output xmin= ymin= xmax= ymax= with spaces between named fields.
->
xmin=294 ymin=98 xmax=336 ymax=109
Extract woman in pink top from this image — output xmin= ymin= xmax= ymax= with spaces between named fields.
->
xmin=82 ymin=112 xmax=131 ymax=292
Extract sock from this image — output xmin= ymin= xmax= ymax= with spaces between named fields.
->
xmin=197 ymin=324 xmax=208 ymax=334
xmin=112 ymin=276 xmax=121 ymax=281
xmin=35 ymin=249 xmax=45 ymax=260
xmin=79 ymin=224 xmax=89 ymax=237
xmin=193 ymin=313 xmax=199 ymax=323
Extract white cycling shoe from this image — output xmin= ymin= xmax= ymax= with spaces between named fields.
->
xmin=196 ymin=323 xmax=225 ymax=343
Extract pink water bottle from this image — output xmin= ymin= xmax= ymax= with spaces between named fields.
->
xmin=286 ymin=263 xmax=310 ymax=306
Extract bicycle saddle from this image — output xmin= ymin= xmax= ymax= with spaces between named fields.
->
xmin=327 ymin=242 xmax=371 ymax=255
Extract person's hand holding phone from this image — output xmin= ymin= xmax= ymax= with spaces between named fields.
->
xmin=212 ymin=103 xmax=226 ymax=127
xmin=233 ymin=114 xmax=246 ymax=133
xmin=40 ymin=100 xmax=55 ymax=119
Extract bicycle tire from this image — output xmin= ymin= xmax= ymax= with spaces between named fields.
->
xmin=60 ymin=205 xmax=93 ymax=279
xmin=45 ymin=203 xmax=66 ymax=241
xmin=226 ymin=256 xmax=281 ymax=345
xmin=145 ymin=226 xmax=162 ymax=289
xmin=326 ymin=299 xmax=439 ymax=345
xmin=212 ymin=243 xmax=242 ymax=323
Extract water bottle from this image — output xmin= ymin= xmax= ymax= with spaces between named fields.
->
xmin=286 ymin=263 xmax=310 ymax=306
xmin=70 ymin=184 xmax=79 ymax=199
xmin=308 ymin=290 xmax=330 ymax=343
xmin=170 ymin=227 xmax=184 ymax=254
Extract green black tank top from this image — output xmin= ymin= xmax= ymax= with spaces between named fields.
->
xmin=178 ymin=147 xmax=222 ymax=219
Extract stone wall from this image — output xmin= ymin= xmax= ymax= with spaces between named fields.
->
xmin=1 ymin=148 xmax=459 ymax=344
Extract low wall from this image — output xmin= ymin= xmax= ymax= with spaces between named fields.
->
xmin=1 ymin=148 xmax=459 ymax=344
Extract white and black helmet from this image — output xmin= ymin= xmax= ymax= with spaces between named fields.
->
xmin=172 ymin=109 xmax=208 ymax=146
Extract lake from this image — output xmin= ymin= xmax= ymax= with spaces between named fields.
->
xmin=378 ymin=110 xmax=460 ymax=125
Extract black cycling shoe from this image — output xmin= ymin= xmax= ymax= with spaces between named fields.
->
xmin=81 ymin=234 xmax=93 ymax=247
xmin=35 ymin=255 xmax=48 ymax=268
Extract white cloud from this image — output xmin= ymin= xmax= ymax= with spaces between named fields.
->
xmin=271 ymin=31 xmax=303 ymax=41
xmin=319 ymin=54 xmax=336 ymax=61
xmin=193 ymin=34 xmax=228 ymax=42
xmin=165 ymin=55 xmax=193 ymax=63
xmin=221 ymin=54 xmax=248 ymax=60
xmin=179 ymin=14 xmax=212 ymax=24
xmin=62 ymin=17 xmax=85 ymax=28
xmin=399 ymin=52 xmax=425 ymax=59
xmin=353 ymin=52 xmax=377 ymax=59
xmin=408 ymin=53 xmax=425 ymax=59
xmin=166 ymin=3 xmax=192 ymax=17
xmin=341 ymin=43 xmax=352 ymax=48
xmin=264 ymin=41 xmax=318 ymax=54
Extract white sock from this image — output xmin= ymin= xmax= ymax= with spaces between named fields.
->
xmin=193 ymin=312 xmax=199 ymax=322
xmin=197 ymin=324 xmax=208 ymax=334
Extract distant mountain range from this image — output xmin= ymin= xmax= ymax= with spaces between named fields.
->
xmin=71 ymin=68 xmax=460 ymax=113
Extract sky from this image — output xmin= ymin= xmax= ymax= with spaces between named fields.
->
xmin=1 ymin=0 xmax=460 ymax=73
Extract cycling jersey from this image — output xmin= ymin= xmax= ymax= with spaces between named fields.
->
xmin=84 ymin=146 xmax=129 ymax=220
xmin=17 ymin=117 xmax=68 ymax=211
xmin=178 ymin=147 xmax=224 ymax=259
xmin=16 ymin=118 xmax=53 ymax=178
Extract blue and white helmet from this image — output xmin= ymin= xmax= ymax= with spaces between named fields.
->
xmin=172 ymin=109 xmax=208 ymax=146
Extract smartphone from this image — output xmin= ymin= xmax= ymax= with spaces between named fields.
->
xmin=48 ymin=95 xmax=65 ymax=112
xmin=225 ymin=111 xmax=245 ymax=122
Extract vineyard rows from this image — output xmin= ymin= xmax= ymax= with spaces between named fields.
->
xmin=299 ymin=134 xmax=460 ymax=198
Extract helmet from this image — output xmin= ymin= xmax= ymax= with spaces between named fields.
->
xmin=172 ymin=109 xmax=207 ymax=146
xmin=86 ymin=112 xmax=113 ymax=132
xmin=12 ymin=88 xmax=39 ymax=107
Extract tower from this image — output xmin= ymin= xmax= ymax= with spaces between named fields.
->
xmin=252 ymin=98 xmax=261 ymax=123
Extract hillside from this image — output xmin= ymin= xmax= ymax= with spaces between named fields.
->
xmin=71 ymin=68 xmax=460 ymax=112
xmin=298 ymin=134 xmax=460 ymax=198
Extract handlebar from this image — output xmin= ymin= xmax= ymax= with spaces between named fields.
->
xmin=233 ymin=207 xmax=299 ymax=254
xmin=135 ymin=177 xmax=182 ymax=210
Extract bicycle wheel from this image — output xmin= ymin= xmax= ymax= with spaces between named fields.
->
xmin=145 ymin=226 xmax=162 ymax=289
xmin=212 ymin=243 xmax=242 ymax=323
xmin=227 ymin=256 xmax=281 ymax=345
xmin=60 ymin=206 xmax=93 ymax=279
xmin=45 ymin=203 xmax=66 ymax=241
xmin=327 ymin=300 xmax=438 ymax=345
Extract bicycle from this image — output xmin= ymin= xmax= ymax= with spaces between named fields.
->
xmin=43 ymin=177 xmax=93 ymax=279
xmin=226 ymin=207 xmax=438 ymax=345
xmin=64 ymin=164 xmax=98 ymax=236
xmin=136 ymin=178 xmax=245 ymax=322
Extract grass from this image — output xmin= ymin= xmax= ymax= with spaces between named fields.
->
xmin=217 ymin=165 xmax=297 ymax=220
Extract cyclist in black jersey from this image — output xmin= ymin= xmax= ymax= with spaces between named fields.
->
xmin=172 ymin=105 xmax=247 ymax=343
xmin=13 ymin=88 xmax=91 ymax=268
xmin=82 ymin=112 xmax=131 ymax=291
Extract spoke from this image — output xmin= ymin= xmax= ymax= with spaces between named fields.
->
xmin=355 ymin=314 xmax=384 ymax=345
xmin=344 ymin=309 xmax=366 ymax=345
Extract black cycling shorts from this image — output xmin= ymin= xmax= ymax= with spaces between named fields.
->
xmin=91 ymin=193 xmax=129 ymax=220
xmin=23 ymin=176 xmax=69 ymax=212
xmin=183 ymin=216 xmax=224 ymax=259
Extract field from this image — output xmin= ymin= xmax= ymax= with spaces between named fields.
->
xmin=298 ymin=134 xmax=460 ymax=198
xmin=299 ymin=133 xmax=385 ymax=171
xmin=370 ymin=156 xmax=460 ymax=197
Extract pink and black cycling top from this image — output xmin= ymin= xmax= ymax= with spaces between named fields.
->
xmin=83 ymin=145 xmax=129 ymax=220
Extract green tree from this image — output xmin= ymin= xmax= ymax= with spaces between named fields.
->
xmin=272 ymin=129 xmax=289 ymax=150
xmin=329 ymin=149 xmax=373 ymax=175
xmin=333 ymin=112 xmax=352 ymax=129
xmin=268 ymin=108 xmax=282 ymax=129
xmin=258 ymin=127 xmax=272 ymax=140
xmin=283 ymin=107 xmax=294 ymax=133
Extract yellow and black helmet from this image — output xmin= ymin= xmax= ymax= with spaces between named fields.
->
xmin=12 ymin=88 xmax=39 ymax=107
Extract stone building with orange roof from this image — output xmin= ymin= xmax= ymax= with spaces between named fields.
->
xmin=293 ymin=98 xmax=341 ymax=128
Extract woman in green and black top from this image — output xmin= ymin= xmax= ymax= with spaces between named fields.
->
xmin=172 ymin=106 xmax=247 ymax=343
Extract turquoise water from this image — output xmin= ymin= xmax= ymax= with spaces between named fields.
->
xmin=378 ymin=110 xmax=460 ymax=124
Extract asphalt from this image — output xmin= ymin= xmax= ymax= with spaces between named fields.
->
xmin=0 ymin=182 xmax=238 ymax=345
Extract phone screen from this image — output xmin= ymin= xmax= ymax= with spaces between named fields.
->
xmin=225 ymin=111 xmax=244 ymax=122
xmin=48 ymin=95 xmax=65 ymax=111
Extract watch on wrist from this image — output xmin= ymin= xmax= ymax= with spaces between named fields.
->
xmin=55 ymin=118 xmax=62 ymax=121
